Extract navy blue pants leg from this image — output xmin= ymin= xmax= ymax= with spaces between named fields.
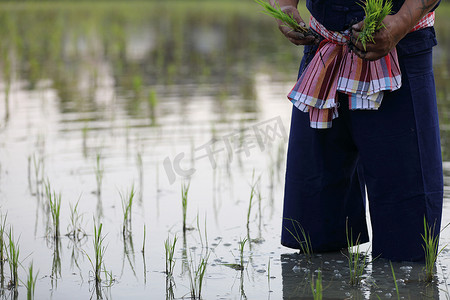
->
xmin=281 ymin=92 xmax=369 ymax=252
xmin=281 ymin=45 xmax=443 ymax=261
xmin=349 ymin=48 xmax=443 ymax=261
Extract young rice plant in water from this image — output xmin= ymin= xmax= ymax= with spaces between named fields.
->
xmin=311 ymin=269 xmax=323 ymax=300
xmin=164 ymin=235 xmax=177 ymax=276
xmin=181 ymin=181 xmax=190 ymax=233
xmin=6 ymin=228 xmax=19 ymax=289
xmin=188 ymin=250 xmax=210 ymax=300
xmin=86 ymin=222 xmax=108 ymax=284
xmin=45 ymin=181 xmax=61 ymax=239
xmin=345 ymin=224 xmax=370 ymax=286
xmin=121 ymin=185 xmax=136 ymax=236
xmin=421 ymin=217 xmax=447 ymax=282
xmin=284 ymin=218 xmax=313 ymax=259
xmin=25 ymin=262 xmax=38 ymax=300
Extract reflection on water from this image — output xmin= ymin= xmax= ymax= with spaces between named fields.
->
xmin=0 ymin=1 xmax=450 ymax=299
xmin=281 ymin=253 xmax=440 ymax=299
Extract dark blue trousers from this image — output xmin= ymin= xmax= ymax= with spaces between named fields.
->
xmin=281 ymin=34 xmax=443 ymax=261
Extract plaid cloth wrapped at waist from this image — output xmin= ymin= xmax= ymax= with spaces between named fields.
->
xmin=287 ymin=12 xmax=435 ymax=129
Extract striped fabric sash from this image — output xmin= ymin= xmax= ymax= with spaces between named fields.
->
xmin=287 ymin=12 xmax=435 ymax=129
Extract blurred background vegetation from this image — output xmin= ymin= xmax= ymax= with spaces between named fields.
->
xmin=0 ymin=0 xmax=449 ymax=156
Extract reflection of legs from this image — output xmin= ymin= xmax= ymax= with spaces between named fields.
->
xmin=350 ymin=49 xmax=443 ymax=261
xmin=281 ymin=104 xmax=369 ymax=252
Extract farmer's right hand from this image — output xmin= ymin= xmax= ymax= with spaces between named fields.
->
xmin=277 ymin=6 xmax=318 ymax=45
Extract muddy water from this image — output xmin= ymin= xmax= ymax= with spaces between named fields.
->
xmin=0 ymin=2 xmax=450 ymax=299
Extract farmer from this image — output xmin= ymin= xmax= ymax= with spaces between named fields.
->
xmin=274 ymin=0 xmax=443 ymax=261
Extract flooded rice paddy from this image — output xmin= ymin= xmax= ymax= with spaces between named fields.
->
xmin=1 ymin=1 xmax=450 ymax=299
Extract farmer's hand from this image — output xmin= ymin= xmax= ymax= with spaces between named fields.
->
xmin=350 ymin=14 xmax=410 ymax=61
xmin=277 ymin=6 xmax=318 ymax=45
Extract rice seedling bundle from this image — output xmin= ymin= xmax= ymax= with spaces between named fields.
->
xmin=357 ymin=0 xmax=393 ymax=50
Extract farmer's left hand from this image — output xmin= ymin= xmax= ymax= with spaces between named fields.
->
xmin=350 ymin=15 xmax=410 ymax=61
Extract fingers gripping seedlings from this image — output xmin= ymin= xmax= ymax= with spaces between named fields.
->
xmin=254 ymin=0 xmax=311 ymax=34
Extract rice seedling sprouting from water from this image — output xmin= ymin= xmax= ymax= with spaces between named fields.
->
xmin=390 ymin=262 xmax=400 ymax=300
xmin=164 ymin=235 xmax=177 ymax=277
xmin=86 ymin=222 xmax=108 ymax=285
xmin=0 ymin=213 xmax=7 ymax=286
xmin=356 ymin=0 xmax=393 ymax=50
xmin=344 ymin=223 xmax=371 ymax=286
xmin=284 ymin=218 xmax=313 ymax=259
xmin=66 ymin=197 xmax=86 ymax=241
xmin=6 ymin=227 xmax=19 ymax=290
xmin=120 ymin=185 xmax=136 ymax=236
xmin=187 ymin=249 xmax=210 ymax=300
xmin=311 ymin=269 xmax=323 ymax=300
xmin=421 ymin=217 xmax=447 ymax=282
xmin=25 ymin=262 xmax=38 ymax=300
xmin=45 ymin=180 xmax=61 ymax=239
xmin=181 ymin=181 xmax=190 ymax=233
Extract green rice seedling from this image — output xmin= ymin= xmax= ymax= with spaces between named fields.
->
xmin=421 ymin=217 xmax=447 ymax=282
xmin=344 ymin=224 xmax=371 ymax=286
xmin=187 ymin=250 xmax=210 ymax=299
xmin=45 ymin=181 xmax=61 ymax=239
xmin=239 ymin=237 xmax=247 ymax=270
xmin=357 ymin=0 xmax=393 ymax=50
xmin=25 ymin=262 xmax=38 ymax=300
xmin=87 ymin=222 xmax=107 ymax=284
xmin=66 ymin=197 xmax=86 ymax=241
xmin=390 ymin=262 xmax=400 ymax=300
xmin=222 ymin=238 xmax=247 ymax=271
xmin=311 ymin=269 xmax=323 ymax=300
xmin=6 ymin=228 xmax=19 ymax=289
xmin=0 ymin=213 xmax=7 ymax=283
xmin=120 ymin=185 xmax=136 ymax=236
xmin=181 ymin=181 xmax=190 ymax=233
xmin=94 ymin=153 xmax=104 ymax=196
xmin=254 ymin=0 xmax=310 ymax=34
xmin=164 ymin=235 xmax=177 ymax=276
xmin=284 ymin=218 xmax=313 ymax=259
xmin=166 ymin=276 xmax=176 ymax=300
